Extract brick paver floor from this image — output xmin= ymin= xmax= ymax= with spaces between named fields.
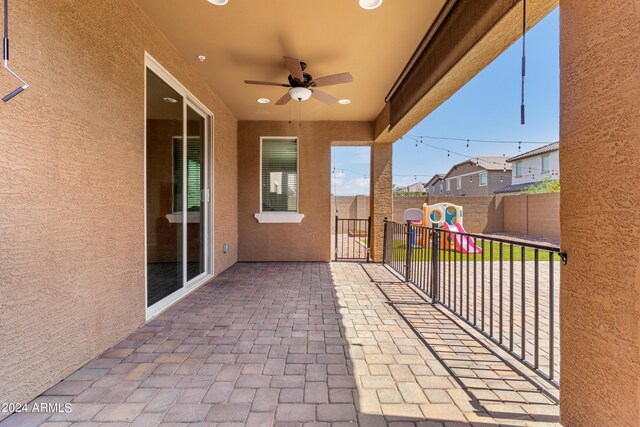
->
xmin=2 ymin=262 xmax=559 ymax=426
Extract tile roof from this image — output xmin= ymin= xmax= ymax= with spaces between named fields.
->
xmin=507 ymin=141 xmax=559 ymax=162
xmin=494 ymin=182 xmax=537 ymax=194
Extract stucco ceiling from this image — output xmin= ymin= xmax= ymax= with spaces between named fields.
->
xmin=134 ymin=0 xmax=446 ymax=121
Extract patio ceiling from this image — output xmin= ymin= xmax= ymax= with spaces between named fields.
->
xmin=134 ymin=0 xmax=446 ymax=121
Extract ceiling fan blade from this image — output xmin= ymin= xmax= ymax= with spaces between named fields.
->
xmin=244 ymin=80 xmax=290 ymax=87
xmin=275 ymin=92 xmax=291 ymax=105
xmin=311 ymin=89 xmax=337 ymax=105
xmin=312 ymin=72 xmax=353 ymax=87
xmin=283 ymin=56 xmax=304 ymax=82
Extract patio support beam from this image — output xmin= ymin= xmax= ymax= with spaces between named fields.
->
xmin=369 ymin=142 xmax=393 ymax=262
xmin=374 ymin=0 xmax=557 ymax=142
xmin=560 ymin=1 xmax=640 ymax=425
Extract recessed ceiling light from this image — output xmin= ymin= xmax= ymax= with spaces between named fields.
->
xmin=338 ymin=99 xmax=351 ymax=105
xmin=359 ymin=0 xmax=383 ymax=10
xmin=257 ymin=98 xmax=270 ymax=104
xmin=163 ymin=97 xmax=178 ymax=103
xmin=198 ymin=55 xmax=206 ymax=62
xmin=207 ymin=0 xmax=228 ymax=5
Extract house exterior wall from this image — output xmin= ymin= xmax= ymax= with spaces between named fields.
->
xmin=444 ymin=163 xmax=511 ymax=196
xmin=406 ymin=182 xmax=426 ymax=193
xmin=511 ymin=150 xmax=560 ymax=185
xmin=560 ymin=1 xmax=640 ymax=425
xmin=0 ymin=0 xmax=238 ymax=406
xmin=237 ymin=121 xmax=372 ymax=262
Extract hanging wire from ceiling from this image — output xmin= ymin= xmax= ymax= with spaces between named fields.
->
xmin=521 ymin=0 xmax=527 ymax=125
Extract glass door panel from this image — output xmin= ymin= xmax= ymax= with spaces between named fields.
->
xmin=186 ymin=105 xmax=206 ymax=281
xmin=146 ymin=68 xmax=184 ymax=307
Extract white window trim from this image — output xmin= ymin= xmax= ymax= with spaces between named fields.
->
xmin=456 ymin=177 xmax=462 ymax=189
xmin=479 ymin=172 xmax=488 ymax=187
xmin=256 ymin=136 xmax=303 ymax=223
xmin=541 ymin=155 xmax=550 ymax=173
xmin=144 ymin=52 xmax=215 ymax=321
xmin=515 ymin=162 xmax=523 ymax=178
xmin=446 ymin=180 xmax=451 ymax=191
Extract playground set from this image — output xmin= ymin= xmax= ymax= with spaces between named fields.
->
xmin=402 ymin=202 xmax=483 ymax=254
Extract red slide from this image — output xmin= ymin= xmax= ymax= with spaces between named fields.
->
xmin=442 ymin=222 xmax=483 ymax=254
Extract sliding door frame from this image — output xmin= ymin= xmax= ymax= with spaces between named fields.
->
xmin=144 ymin=52 xmax=215 ymax=320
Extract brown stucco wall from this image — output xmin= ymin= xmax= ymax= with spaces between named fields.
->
xmin=237 ymin=121 xmax=372 ymax=262
xmin=0 ymin=0 xmax=237 ymax=406
xmin=560 ymin=1 xmax=640 ymax=425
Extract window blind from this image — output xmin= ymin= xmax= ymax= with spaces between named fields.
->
xmin=174 ymin=137 xmax=203 ymax=212
xmin=262 ymin=139 xmax=297 ymax=212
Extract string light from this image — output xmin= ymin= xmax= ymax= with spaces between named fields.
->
xmin=407 ymin=136 xmax=558 ymax=176
xmin=406 ymin=134 xmax=552 ymax=145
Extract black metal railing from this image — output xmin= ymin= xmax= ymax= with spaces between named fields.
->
xmin=334 ymin=216 xmax=371 ymax=261
xmin=382 ymin=218 xmax=565 ymax=387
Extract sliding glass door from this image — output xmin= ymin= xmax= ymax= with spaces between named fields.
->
xmin=185 ymin=106 xmax=207 ymax=282
xmin=145 ymin=63 xmax=211 ymax=312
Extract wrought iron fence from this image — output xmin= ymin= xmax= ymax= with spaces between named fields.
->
xmin=334 ymin=216 xmax=371 ymax=261
xmin=382 ymin=218 xmax=566 ymax=387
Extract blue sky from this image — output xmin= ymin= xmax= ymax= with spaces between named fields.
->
xmin=332 ymin=7 xmax=559 ymax=195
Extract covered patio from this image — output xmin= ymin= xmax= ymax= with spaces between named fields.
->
xmin=4 ymin=262 xmax=558 ymax=426
xmin=2 ymin=0 xmax=639 ymax=425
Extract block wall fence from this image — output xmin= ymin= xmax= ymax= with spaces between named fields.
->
xmin=331 ymin=193 xmax=560 ymax=241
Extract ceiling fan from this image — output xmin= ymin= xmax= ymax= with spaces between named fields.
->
xmin=244 ymin=56 xmax=352 ymax=105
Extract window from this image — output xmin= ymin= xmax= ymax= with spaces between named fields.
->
xmin=439 ymin=184 xmax=443 ymax=194
xmin=515 ymin=162 xmax=523 ymax=177
xmin=261 ymin=138 xmax=298 ymax=212
xmin=446 ymin=180 xmax=451 ymax=191
xmin=541 ymin=155 xmax=550 ymax=173
xmin=479 ymin=172 xmax=488 ymax=186
xmin=456 ymin=177 xmax=462 ymax=189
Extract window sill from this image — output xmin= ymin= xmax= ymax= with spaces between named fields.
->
xmin=166 ymin=212 xmax=201 ymax=223
xmin=254 ymin=212 xmax=304 ymax=224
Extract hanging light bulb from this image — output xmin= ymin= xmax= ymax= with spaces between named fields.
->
xmin=447 ymin=151 xmax=450 ymax=157
xmin=470 ymin=176 xmax=473 ymax=183
xmin=466 ymin=139 xmax=470 ymax=149
xmin=518 ymin=141 xmax=522 ymax=152
xmin=500 ymin=176 xmax=504 ymax=183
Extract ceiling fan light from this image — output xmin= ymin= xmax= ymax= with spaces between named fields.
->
xmin=207 ymin=0 xmax=228 ymax=5
xmin=359 ymin=0 xmax=383 ymax=10
xmin=257 ymin=98 xmax=270 ymax=104
xmin=288 ymin=87 xmax=312 ymax=102
xmin=338 ymin=99 xmax=351 ymax=105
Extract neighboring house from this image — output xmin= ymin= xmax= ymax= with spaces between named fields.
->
xmin=443 ymin=157 xmax=512 ymax=196
xmin=425 ymin=174 xmax=446 ymax=195
xmin=496 ymin=142 xmax=560 ymax=194
xmin=406 ymin=182 xmax=427 ymax=194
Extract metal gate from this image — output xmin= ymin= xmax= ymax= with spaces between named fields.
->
xmin=334 ymin=216 xmax=371 ymax=262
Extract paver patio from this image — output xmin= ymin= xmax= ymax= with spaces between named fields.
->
xmin=1 ymin=262 xmax=559 ymax=426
